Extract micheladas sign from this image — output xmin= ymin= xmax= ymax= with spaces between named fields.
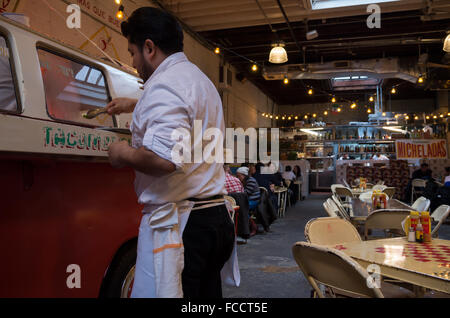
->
xmin=396 ymin=139 xmax=448 ymax=159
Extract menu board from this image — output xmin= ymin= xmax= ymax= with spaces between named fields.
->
xmin=396 ymin=139 xmax=448 ymax=159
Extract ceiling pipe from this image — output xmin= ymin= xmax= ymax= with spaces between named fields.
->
xmin=275 ymin=0 xmax=303 ymax=61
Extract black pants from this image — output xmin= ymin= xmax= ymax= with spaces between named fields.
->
xmin=182 ymin=204 xmax=235 ymax=298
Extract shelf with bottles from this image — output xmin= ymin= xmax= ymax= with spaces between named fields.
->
xmin=406 ymin=123 xmax=447 ymax=139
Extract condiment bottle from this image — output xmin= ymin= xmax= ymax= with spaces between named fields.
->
xmin=416 ymin=221 xmax=424 ymax=243
xmin=420 ymin=212 xmax=432 ymax=243
xmin=408 ymin=227 xmax=416 ymax=242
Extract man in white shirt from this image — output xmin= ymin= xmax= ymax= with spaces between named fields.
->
xmin=107 ymin=7 xmax=235 ymax=298
xmin=372 ymin=152 xmax=389 ymax=160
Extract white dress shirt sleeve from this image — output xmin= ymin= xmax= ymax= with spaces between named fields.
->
xmin=140 ymin=83 xmax=191 ymax=169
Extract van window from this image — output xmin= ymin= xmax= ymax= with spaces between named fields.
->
xmin=37 ymin=48 xmax=114 ymax=127
xmin=0 ymin=35 xmax=18 ymax=112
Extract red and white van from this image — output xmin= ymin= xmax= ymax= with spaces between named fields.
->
xmin=0 ymin=15 xmax=143 ymax=297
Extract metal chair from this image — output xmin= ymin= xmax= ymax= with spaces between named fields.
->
xmin=292 ymin=242 xmax=384 ymax=298
xmin=224 ymin=195 xmax=237 ymax=220
xmin=305 ymin=217 xmax=362 ymax=245
xmin=411 ymin=179 xmax=428 ymax=204
xmin=323 ymin=201 xmax=339 ymax=218
xmin=431 ymin=205 xmax=450 ymax=237
xmin=411 ymin=196 xmax=430 ymax=212
xmin=382 ymin=187 xmax=396 ymax=200
xmin=331 ymin=195 xmax=351 ymax=221
xmin=364 ymin=210 xmax=411 ymax=240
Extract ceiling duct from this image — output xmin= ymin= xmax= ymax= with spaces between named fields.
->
xmin=263 ymin=57 xmax=424 ymax=83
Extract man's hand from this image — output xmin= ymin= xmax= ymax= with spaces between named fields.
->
xmin=106 ymin=98 xmax=138 ymax=115
xmin=108 ymin=140 xmax=132 ymax=168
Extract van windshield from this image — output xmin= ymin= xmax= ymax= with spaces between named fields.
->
xmin=38 ymin=48 xmax=114 ymax=127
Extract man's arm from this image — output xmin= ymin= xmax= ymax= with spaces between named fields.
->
xmin=106 ymin=98 xmax=138 ymax=115
xmin=108 ymin=140 xmax=176 ymax=177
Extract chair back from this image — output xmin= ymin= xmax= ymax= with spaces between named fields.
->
xmin=323 ymin=202 xmax=338 ymax=218
xmin=331 ymin=195 xmax=351 ymax=220
xmin=305 ymin=217 xmax=362 ymax=245
xmin=343 ymin=180 xmax=351 ymax=188
xmin=411 ymin=197 xmax=430 ymax=211
xmin=332 ymin=185 xmax=353 ymax=198
xmin=431 ymin=205 xmax=450 ymax=236
xmin=364 ymin=210 xmax=410 ymax=240
xmin=382 ymin=187 xmax=396 ymax=200
xmin=292 ymin=242 xmax=384 ymax=298
xmin=224 ymin=195 xmax=237 ymax=207
xmin=412 ymin=179 xmax=428 ymax=188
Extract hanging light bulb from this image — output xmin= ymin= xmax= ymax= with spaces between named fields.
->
xmin=331 ymin=97 xmax=336 ymax=103
xmin=369 ymin=96 xmax=374 ymax=102
xmin=367 ymin=109 xmax=372 ymax=114
xmin=313 ymin=114 xmax=317 ymax=118
xmin=251 ymin=64 xmax=258 ymax=72
xmin=288 ymin=116 xmax=292 ymax=120
xmin=276 ymin=116 xmax=279 ymax=120
xmin=447 ymin=113 xmax=450 ymax=117
xmin=433 ymin=115 xmax=438 ymax=119
xmin=284 ymin=77 xmax=289 ymax=85
xmin=269 ymin=42 xmax=288 ymax=64
xmin=337 ymin=108 xmax=342 ymax=113
xmin=414 ymin=116 xmax=419 ymax=120
xmin=324 ymin=111 xmax=328 ymax=116
xmin=426 ymin=115 xmax=430 ymax=120
xmin=270 ymin=115 xmax=273 ymax=119
xmin=116 ymin=5 xmax=125 ymax=20
xmin=405 ymin=116 xmax=410 ymax=120
xmin=395 ymin=114 xmax=399 ymax=119
xmin=443 ymin=33 xmax=450 ymax=53
xmin=304 ymin=115 xmax=308 ymax=119
xmin=350 ymin=103 xmax=357 ymax=109
xmin=282 ymin=116 xmax=286 ymax=120
xmin=308 ymin=88 xmax=314 ymax=95
xmin=262 ymin=113 xmax=265 ymax=117
xmin=295 ymin=116 xmax=298 ymax=120
xmin=382 ymin=112 xmax=386 ymax=116
xmin=418 ymin=76 xmax=424 ymax=84
xmin=391 ymin=87 xmax=397 ymax=94
xmin=214 ymin=47 xmax=220 ymax=54
xmin=440 ymin=114 xmax=444 ymax=118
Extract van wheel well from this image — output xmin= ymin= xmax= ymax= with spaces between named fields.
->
xmin=99 ymin=238 xmax=137 ymax=298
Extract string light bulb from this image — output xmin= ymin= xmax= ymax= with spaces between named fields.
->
xmin=304 ymin=115 xmax=308 ymax=119
xmin=433 ymin=115 xmax=438 ymax=119
xmin=324 ymin=111 xmax=328 ymax=116
xmin=288 ymin=116 xmax=292 ymax=120
xmin=418 ymin=76 xmax=424 ymax=84
xmin=351 ymin=103 xmax=357 ymax=109
xmin=391 ymin=87 xmax=397 ymax=94
xmin=331 ymin=97 xmax=336 ymax=103
xmin=251 ymin=64 xmax=258 ymax=72
xmin=115 ymin=0 xmax=122 ymax=4
xmin=382 ymin=112 xmax=386 ymax=116
xmin=426 ymin=116 xmax=430 ymax=120
xmin=284 ymin=77 xmax=289 ymax=85
xmin=276 ymin=116 xmax=280 ymax=120
xmin=308 ymin=88 xmax=314 ymax=95
xmin=367 ymin=109 xmax=372 ymax=114
xmin=405 ymin=116 xmax=410 ymax=120
xmin=337 ymin=108 xmax=342 ymax=112
xmin=295 ymin=116 xmax=298 ymax=120
xmin=116 ymin=5 xmax=125 ymax=20
xmin=282 ymin=116 xmax=286 ymax=120
xmin=414 ymin=116 xmax=419 ymax=120
xmin=440 ymin=114 xmax=444 ymax=118
xmin=214 ymin=47 xmax=221 ymax=54
xmin=270 ymin=115 xmax=273 ymax=119
xmin=313 ymin=114 xmax=317 ymax=118
xmin=369 ymin=96 xmax=374 ymax=102
xmin=262 ymin=113 xmax=265 ymax=117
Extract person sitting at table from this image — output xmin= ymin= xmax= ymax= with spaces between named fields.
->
xmin=282 ymin=165 xmax=296 ymax=182
xmin=293 ymin=165 xmax=302 ymax=181
xmin=412 ymin=163 xmax=433 ymax=180
xmin=254 ymin=162 xmax=279 ymax=211
xmin=443 ymin=167 xmax=450 ymax=187
xmin=372 ymin=151 xmax=389 ymax=160
xmin=224 ymin=164 xmax=244 ymax=194
xmin=236 ymin=167 xmax=261 ymax=211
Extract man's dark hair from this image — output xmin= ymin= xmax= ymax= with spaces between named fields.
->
xmin=121 ymin=7 xmax=183 ymax=55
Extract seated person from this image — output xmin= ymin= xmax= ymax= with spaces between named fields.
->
xmin=339 ymin=153 xmax=350 ymax=160
xmin=443 ymin=167 xmax=450 ymax=187
xmin=254 ymin=162 xmax=278 ymax=211
xmin=224 ymin=164 xmax=244 ymax=194
xmin=372 ymin=152 xmax=389 ymax=160
xmin=282 ymin=165 xmax=296 ymax=181
xmin=236 ymin=167 xmax=261 ymax=211
xmin=412 ymin=163 xmax=433 ymax=180
xmin=293 ymin=165 xmax=302 ymax=181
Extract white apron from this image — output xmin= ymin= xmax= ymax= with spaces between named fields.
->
xmin=131 ymin=200 xmax=240 ymax=298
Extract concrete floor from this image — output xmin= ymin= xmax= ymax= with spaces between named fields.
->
xmin=222 ymin=194 xmax=450 ymax=298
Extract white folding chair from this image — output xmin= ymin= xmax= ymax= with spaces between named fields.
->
xmin=431 ymin=205 xmax=450 ymax=237
xmin=331 ymin=195 xmax=351 ymax=221
xmin=323 ymin=201 xmax=339 ymax=218
xmin=411 ymin=179 xmax=428 ymax=204
xmin=411 ymin=196 xmax=430 ymax=212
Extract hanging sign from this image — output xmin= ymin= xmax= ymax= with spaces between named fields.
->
xmin=396 ymin=139 xmax=448 ymax=159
